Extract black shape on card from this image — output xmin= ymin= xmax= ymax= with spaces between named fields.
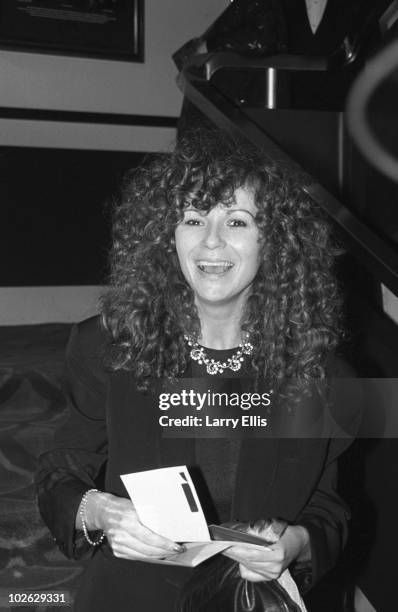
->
xmin=179 ymin=472 xmax=199 ymax=513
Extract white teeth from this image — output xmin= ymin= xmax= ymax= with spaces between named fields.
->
xmin=197 ymin=261 xmax=234 ymax=273
xmin=197 ymin=261 xmax=233 ymax=267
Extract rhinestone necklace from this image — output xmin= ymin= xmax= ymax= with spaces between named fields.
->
xmin=184 ymin=334 xmax=254 ymax=375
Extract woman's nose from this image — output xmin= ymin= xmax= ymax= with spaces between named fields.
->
xmin=201 ymin=220 xmax=225 ymax=249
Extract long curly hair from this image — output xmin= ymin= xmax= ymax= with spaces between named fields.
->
xmin=101 ymin=128 xmax=343 ymax=392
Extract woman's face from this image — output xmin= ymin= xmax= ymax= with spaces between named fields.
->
xmin=175 ymin=186 xmax=261 ymax=309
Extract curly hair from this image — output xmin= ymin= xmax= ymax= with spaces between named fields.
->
xmin=101 ymin=128 xmax=343 ymax=392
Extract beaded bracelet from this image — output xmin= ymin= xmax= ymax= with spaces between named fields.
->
xmin=79 ymin=488 xmax=106 ymax=546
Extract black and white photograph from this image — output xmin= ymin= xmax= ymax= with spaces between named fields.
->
xmin=1 ymin=1 xmax=398 ymax=611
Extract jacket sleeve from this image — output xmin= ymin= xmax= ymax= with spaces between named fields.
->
xmin=35 ymin=320 xmax=108 ymax=560
xmin=293 ymin=357 xmax=363 ymax=591
xmin=294 ymin=437 xmax=352 ymax=593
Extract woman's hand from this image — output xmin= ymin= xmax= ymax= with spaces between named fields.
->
xmin=77 ymin=491 xmax=185 ymax=561
xmin=223 ymin=524 xmax=310 ymax=582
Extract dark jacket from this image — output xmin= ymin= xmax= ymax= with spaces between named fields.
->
xmin=36 ymin=316 xmax=358 ymax=605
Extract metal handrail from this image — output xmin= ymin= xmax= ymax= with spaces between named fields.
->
xmin=180 ymin=44 xmax=357 ymax=82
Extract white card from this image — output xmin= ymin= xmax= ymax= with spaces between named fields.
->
xmin=120 ymin=465 xmax=211 ymax=542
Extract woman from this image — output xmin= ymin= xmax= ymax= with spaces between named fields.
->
xmin=36 ymin=128 xmax=352 ymax=610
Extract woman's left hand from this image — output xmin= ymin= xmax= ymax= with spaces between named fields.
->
xmin=223 ymin=524 xmax=310 ymax=582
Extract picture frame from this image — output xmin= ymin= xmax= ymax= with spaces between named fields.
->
xmin=0 ymin=0 xmax=144 ymax=62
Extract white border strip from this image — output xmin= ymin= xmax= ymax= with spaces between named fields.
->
xmin=0 ymin=286 xmax=103 ymax=325
xmin=381 ymin=282 xmax=398 ymax=326
xmin=355 ymin=586 xmax=377 ymax=612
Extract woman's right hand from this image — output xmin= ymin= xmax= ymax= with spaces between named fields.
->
xmin=78 ymin=491 xmax=185 ymax=560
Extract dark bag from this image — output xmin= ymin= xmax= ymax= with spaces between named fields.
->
xmin=177 ymin=555 xmax=301 ymax=612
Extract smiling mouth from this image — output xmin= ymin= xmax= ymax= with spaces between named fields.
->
xmin=197 ymin=260 xmax=234 ymax=275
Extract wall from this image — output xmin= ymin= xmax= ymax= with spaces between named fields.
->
xmin=0 ymin=286 xmax=102 ymax=325
xmin=0 ymin=0 xmax=227 ymax=324
xmin=0 ymin=1 xmax=225 ymax=117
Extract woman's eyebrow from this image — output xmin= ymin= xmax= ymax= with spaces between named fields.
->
xmin=183 ymin=207 xmax=205 ymax=213
xmin=225 ymin=208 xmax=256 ymax=219
xmin=183 ymin=207 xmax=256 ymax=218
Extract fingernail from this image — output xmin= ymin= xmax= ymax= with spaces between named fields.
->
xmin=173 ymin=544 xmax=186 ymax=553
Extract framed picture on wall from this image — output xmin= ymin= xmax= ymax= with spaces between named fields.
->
xmin=0 ymin=0 xmax=144 ymax=62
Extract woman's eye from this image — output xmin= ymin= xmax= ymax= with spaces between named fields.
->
xmin=227 ymin=218 xmax=247 ymax=227
xmin=184 ymin=218 xmax=202 ymax=226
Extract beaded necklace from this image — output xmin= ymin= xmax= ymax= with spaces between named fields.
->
xmin=184 ymin=334 xmax=254 ymax=375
